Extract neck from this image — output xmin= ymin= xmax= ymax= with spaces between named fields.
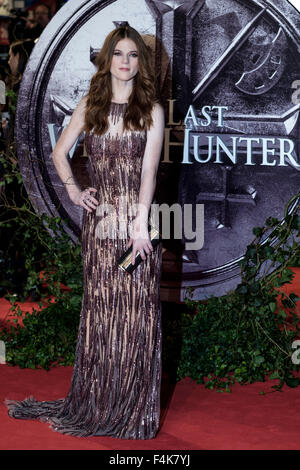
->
xmin=111 ymin=75 xmax=133 ymax=103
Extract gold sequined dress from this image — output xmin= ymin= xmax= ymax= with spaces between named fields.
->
xmin=4 ymin=102 xmax=163 ymax=440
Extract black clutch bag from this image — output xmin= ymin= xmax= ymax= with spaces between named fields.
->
xmin=117 ymin=225 xmax=161 ymax=274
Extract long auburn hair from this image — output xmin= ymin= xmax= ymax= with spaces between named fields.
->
xmin=83 ymin=25 xmax=159 ymax=136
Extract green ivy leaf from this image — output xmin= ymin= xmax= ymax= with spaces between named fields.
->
xmin=269 ymin=371 xmax=280 ymax=380
xmin=254 ymin=355 xmax=265 ymax=365
xmin=253 ymin=227 xmax=263 ymax=237
xmin=285 ymin=377 xmax=300 ymax=388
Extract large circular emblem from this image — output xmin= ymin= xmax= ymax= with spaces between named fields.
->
xmin=16 ymin=0 xmax=300 ymax=300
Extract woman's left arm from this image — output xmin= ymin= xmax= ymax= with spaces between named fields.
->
xmin=127 ymin=102 xmax=165 ymax=265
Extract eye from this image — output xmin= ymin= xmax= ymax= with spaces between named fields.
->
xmin=130 ymin=53 xmax=138 ymax=57
xmin=113 ymin=51 xmax=121 ymax=55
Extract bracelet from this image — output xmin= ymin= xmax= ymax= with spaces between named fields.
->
xmin=63 ymin=176 xmax=77 ymax=186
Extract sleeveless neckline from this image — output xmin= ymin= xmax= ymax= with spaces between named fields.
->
xmin=111 ymin=101 xmax=128 ymax=105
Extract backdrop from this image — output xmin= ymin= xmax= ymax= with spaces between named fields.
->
xmin=15 ymin=0 xmax=300 ymax=300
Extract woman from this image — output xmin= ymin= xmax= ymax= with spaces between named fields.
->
xmin=4 ymin=24 xmax=165 ymax=440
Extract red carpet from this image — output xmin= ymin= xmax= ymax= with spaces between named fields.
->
xmin=0 ymin=268 xmax=300 ymax=450
xmin=2 ymin=364 xmax=300 ymax=450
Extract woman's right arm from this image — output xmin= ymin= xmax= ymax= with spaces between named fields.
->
xmin=52 ymin=95 xmax=98 ymax=212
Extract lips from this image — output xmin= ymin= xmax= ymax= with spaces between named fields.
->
xmin=119 ymin=68 xmax=130 ymax=71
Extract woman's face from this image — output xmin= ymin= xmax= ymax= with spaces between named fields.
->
xmin=8 ymin=49 xmax=19 ymax=76
xmin=110 ymin=38 xmax=139 ymax=82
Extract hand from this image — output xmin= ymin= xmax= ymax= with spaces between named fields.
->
xmin=71 ymin=187 xmax=99 ymax=213
xmin=126 ymin=216 xmax=153 ymax=266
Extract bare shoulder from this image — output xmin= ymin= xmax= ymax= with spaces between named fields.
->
xmin=71 ymin=94 xmax=88 ymax=124
xmin=77 ymin=94 xmax=88 ymax=111
xmin=80 ymin=94 xmax=88 ymax=104
xmin=150 ymin=101 xmax=165 ymax=129
xmin=151 ymin=101 xmax=164 ymax=117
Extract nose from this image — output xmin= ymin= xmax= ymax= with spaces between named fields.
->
xmin=122 ymin=54 xmax=129 ymax=64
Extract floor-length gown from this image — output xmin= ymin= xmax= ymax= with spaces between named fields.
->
xmin=4 ymin=101 xmax=163 ymax=440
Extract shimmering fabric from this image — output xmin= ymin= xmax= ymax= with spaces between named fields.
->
xmin=4 ymin=102 xmax=163 ymax=440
